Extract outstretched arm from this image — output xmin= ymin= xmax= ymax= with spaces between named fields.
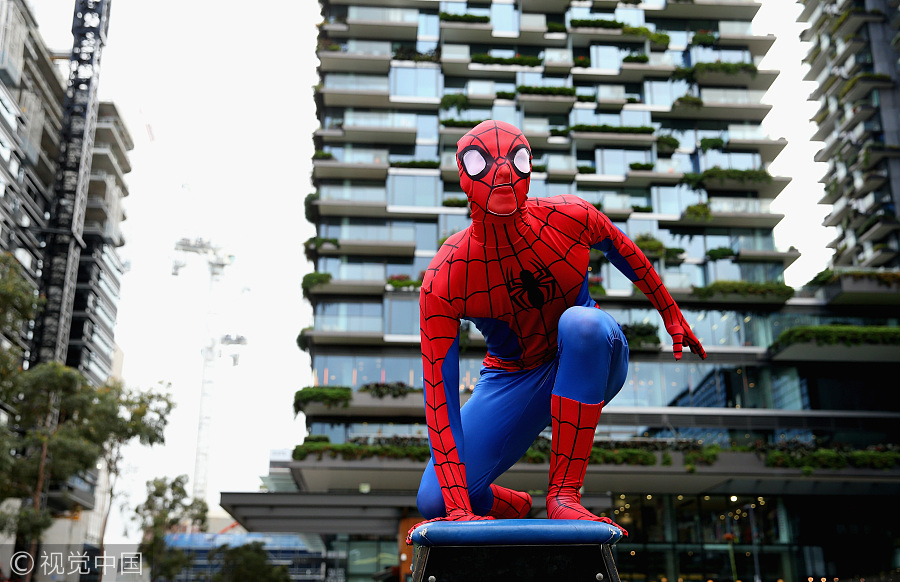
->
xmin=587 ymin=207 xmax=706 ymax=360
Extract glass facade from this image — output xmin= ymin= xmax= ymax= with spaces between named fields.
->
xmin=299 ymin=1 xmax=900 ymax=579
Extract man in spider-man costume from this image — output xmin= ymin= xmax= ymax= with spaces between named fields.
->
xmin=411 ymin=120 xmax=706 ymax=539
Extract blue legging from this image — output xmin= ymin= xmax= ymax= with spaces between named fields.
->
xmin=416 ymin=306 xmax=630 ymax=518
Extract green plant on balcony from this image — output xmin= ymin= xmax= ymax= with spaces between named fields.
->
xmin=394 ymin=46 xmax=440 ymax=62
xmin=622 ymin=26 xmax=670 ymax=47
xmin=569 ymin=18 xmax=625 ymax=29
xmin=304 ymin=236 xmax=340 ymax=262
xmin=691 ymin=281 xmax=795 ymax=301
xmin=390 ymin=160 xmax=440 ymax=169
xmin=588 ymin=275 xmax=606 ymax=296
xmin=312 ymin=149 xmax=334 ymax=160
xmin=442 ymin=197 xmax=469 ymax=207
xmin=441 ymin=118 xmax=486 ymax=128
xmin=304 ymin=192 xmax=319 ymax=223
xmin=305 ymin=435 xmax=330 ymax=443
xmin=592 ymin=202 xmax=603 ymax=212
xmin=471 ymin=53 xmax=543 ymax=67
xmin=680 ymin=167 xmax=773 ymax=190
xmin=550 ymin=127 xmax=570 ymax=137
xmin=573 ymin=55 xmax=590 ymax=68
xmin=837 ymin=72 xmax=893 ymax=101
xmin=692 ymin=32 xmax=717 ymax=46
xmin=386 ymin=274 xmax=423 ymax=289
xmin=629 ymin=162 xmax=654 ymax=171
xmin=673 ymin=62 xmax=758 ymax=84
xmin=359 ymin=381 xmax=421 ymax=398
xmin=699 ymin=137 xmax=725 ymax=152
xmin=296 ymin=327 xmax=313 ymax=352
xmin=632 ymin=204 xmax=653 ymax=213
xmin=293 ymin=386 xmax=352 ymax=415
xmin=664 ymin=247 xmax=686 ymax=264
xmin=684 ymin=202 xmax=712 ymax=221
xmin=576 ymin=94 xmax=596 ymax=102
xmin=634 ymin=233 xmax=665 ymax=257
xmin=440 ymin=93 xmax=470 ymax=111
xmin=674 ymin=94 xmax=704 ymax=108
xmin=532 ymin=164 xmax=547 ymax=172
xmin=621 ymin=322 xmax=661 ymax=347
xmin=569 ymin=124 xmax=655 ymax=134
xmin=293 ymin=441 xmax=432 ymax=462
xmin=301 ymin=272 xmax=332 ymax=299
xmin=684 ymin=444 xmax=720 ymax=473
xmin=547 ymin=21 xmax=567 ymax=33
xmin=622 ymin=53 xmax=650 ymax=64
xmin=439 ymin=11 xmax=490 ymax=23
xmin=656 ymin=135 xmax=680 ymax=151
xmin=706 ymin=246 xmax=737 ymax=261
xmin=577 ymin=165 xmax=597 ymax=174
xmin=516 ymin=85 xmax=577 ymax=96
xmin=496 ymin=91 xmax=517 ymax=100
xmin=770 ymin=324 xmax=900 ymax=352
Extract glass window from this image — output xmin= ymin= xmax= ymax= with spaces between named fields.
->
xmin=491 ymin=3 xmax=518 ymax=35
xmin=390 ymin=66 xmax=441 ymax=98
xmin=386 ymin=296 xmax=419 ymax=334
xmin=389 ymin=174 xmax=441 ymax=206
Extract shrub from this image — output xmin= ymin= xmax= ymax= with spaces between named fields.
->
xmin=440 ymin=94 xmax=469 ymax=111
xmin=293 ymin=386 xmax=352 ymax=415
xmin=546 ymin=21 xmax=567 ymax=33
xmin=516 ymin=85 xmax=577 ymax=96
xmin=706 ymin=247 xmax=736 ymax=261
xmin=569 ymin=18 xmax=625 ymax=29
xmin=691 ymin=281 xmax=795 ymax=301
xmin=623 ymin=54 xmax=650 ymax=64
xmin=301 ymin=272 xmax=332 ymax=299
xmin=313 ymin=150 xmax=334 ymax=160
xmin=621 ymin=322 xmax=661 ymax=346
xmin=674 ymin=95 xmax=704 ymax=108
xmin=471 ymin=54 xmax=542 ymax=67
xmin=304 ymin=193 xmax=319 ymax=223
xmin=771 ymin=325 xmax=900 ymax=351
xmin=359 ymin=381 xmax=420 ymax=398
xmin=629 ymin=162 xmax=654 ymax=171
xmin=442 ymin=197 xmax=469 ymax=207
xmin=439 ymin=12 xmax=489 ymax=23
xmin=684 ymin=202 xmax=712 ymax=221
xmin=441 ymin=119 xmax=486 ymax=128
xmin=656 ymin=135 xmax=680 ymax=151
xmin=692 ymin=32 xmax=717 ymax=46
xmin=496 ymin=91 xmax=516 ymax=100
xmin=699 ymin=137 xmax=725 ymax=152
xmin=634 ymin=233 xmax=665 ymax=256
xmin=569 ymin=124 xmax=655 ymax=134
xmin=390 ymin=160 xmax=440 ymax=169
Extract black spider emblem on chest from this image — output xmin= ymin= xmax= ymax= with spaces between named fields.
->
xmin=506 ymin=263 xmax=558 ymax=309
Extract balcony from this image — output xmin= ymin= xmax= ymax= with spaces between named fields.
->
xmin=320 ymin=112 xmax=418 ymax=145
xmin=312 ymin=154 xmax=389 ymax=182
xmin=851 ymin=169 xmax=887 ymax=198
xmin=857 ymin=215 xmax=900 ymax=245
xmin=661 ymin=0 xmax=761 ymax=21
xmin=91 ymin=143 xmax=130 ymax=182
xmin=820 ymin=271 xmax=900 ymax=306
xmin=569 ymin=24 xmax=656 ymax=48
xmin=693 ymin=67 xmax=778 ymax=92
xmin=439 ymin=19 xmax=495 ymax=45
xmin=517 ymin=92 xmax=577 ymax=115
xmin=770 ymin=326 xmax=900 ymax=363
xmin=726 ymin=136 xmax=787 ymax=164
xmin=831 ymin=9 xmax=885 ymax=39
xmin=657 ymin=93 xmax=772 ymax=123
xmin=569 ymin=128 xmax=656 ymax=148
xmin=307 ymin=279 xmax=386 ymax=297
xmin=316 ymin=48 xmax=392 ymax=74
xmin=838 ymin=73 xmax=895 ymax=104
xmin=717 ymin=32 xmax=775 ymax=58
xmin=734 ymin=247 xmax=801 ymax=268
xmin=324 ymin=8 xmax=419 ymax=41
xmin=617 ymin=62 xmax=678 ymax=83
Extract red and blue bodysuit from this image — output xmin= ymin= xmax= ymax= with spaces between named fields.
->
xmin=412 ymin=120 xmax=706 ymax=538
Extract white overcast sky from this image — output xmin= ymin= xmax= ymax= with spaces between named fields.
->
xmin=30 ymin=0 xmax=828 ymax=543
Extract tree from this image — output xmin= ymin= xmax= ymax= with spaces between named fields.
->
xmin=92 ymin=381 xmax=174 ymax=581
xmin=135 ymin=475 xmax=208 ymax=582
xmin=208 ymin=542 xmax=291 ymax=582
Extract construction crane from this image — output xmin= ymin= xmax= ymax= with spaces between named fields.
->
xmin=172 ymin=238 xmax=245 ymax=505
xmin=31 ymin=0 xmax=111 ymax=367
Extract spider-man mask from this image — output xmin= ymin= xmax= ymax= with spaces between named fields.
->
xmin=457 ymin=120 xmax=531 ymax=219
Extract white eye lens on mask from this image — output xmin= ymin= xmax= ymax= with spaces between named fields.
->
xmin=513 ymin=147 xmax=531 ymax=175
xmin=462 ymin=149 xmax=488 ymax=177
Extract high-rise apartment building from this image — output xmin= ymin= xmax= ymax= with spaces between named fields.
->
xmin=798 ymin=0 xmax=900 ymax=268
xmin=222 ymin=2 xmax=900 ymax=581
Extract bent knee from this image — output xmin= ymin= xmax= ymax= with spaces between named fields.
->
xmin=416 ymin=484 xmax=446 ymax=519
xmin=559 ymin=306 xmax=619 ymax=347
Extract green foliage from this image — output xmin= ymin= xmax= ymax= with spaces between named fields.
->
xmin=293 ymin=386 xmax=352 ymax=415
xmin=621 ymin=322 xmax=661 ymax=346
xmin=629 ymin=162 xmax=654 ymax=171
xmin=471 ymin=54 xmax=542 ymax=67
xmin=439 ymin=93 xmax=469 ymax=111
xmin=496 ymin=91 xmax=517 ymax=100
xmin=304 ymin=434 xmax=330 ymax=443
xmin=766 ymin=447 xmax=900 ymax=471
xmin=569 ymin=124 xmax=655 ymax=134
xmin=673 ymin=62 xmax=758 ymax=84
xmin=296 ymin=327 xmax=313 ymax=352
xmin=656 ymin=135 xmax=680 ymax=151
xmin=546 ymin=21 xmax=567 ymax=33
xmin=634 ymin=233 xmax=665 ymax=256
xmin=674 ymin=94 xmax=704 ymax=108
xmin=391 ymin=160 xmax=440 ymax=169
xmin=0 ymin=253 xmax=42 ymax=339
xmin=622 ymin=26 xmax=670 ymax=46
xmin=386 ymin=274 xmax=423 ymax=288
xmin=807 ymin=268 xmax=835 ymax=287
xmin=573 ymin=55 xmax=591 ymax=68
xmin=622 ymin=54 xmax=649 ymax=64
xmin=692 ymin=32 xmax=717 ymax=46
xmin=293 ymin=441 xmax=432 ymax=462
xmin=771 ymin=325 xmax=900 ymax=351
xmin=301 ymin=272 xmax=332 ymax=299
xmin=532 ymin=164 xmax=547 ymax=172
xmin=303 ymin=237 xmax=340 ymax=262
xmin=441 ymin=119 xmax=486 ymax=128
xmin=359 ymin=381 xmax=421 ymax=398
xmin=807 ymin=269 xmax=900 ymax=288
xmin=393 ymin=46 xmax=440 ymax=62
xmin=632 ymin=204 xmax=653 ymax=213
xmin=577 ymin=165 xmax=597 ymax=174
xmin=209 ymin=542 xmax=291 ymax=582
xmin=706 ymin=247 xmax=737 ymax=261
xmin=135 ymin=475 xmax=208 ymax=582
xmin=516 ymin=85 xmax=577 ymax=96
xmin=442 ymin=197 xmax=469 ymax=207
xmin=304 ymin=193 xmax=319 ymax=223
xmin=665 ymin=247 xmax=686 ymax=263
xmin=680 ymin=167 xmax=773 ymax=190
xmin=439 ymin=11 xmax=490 ymax=23
xmin=684 ymin=445 xmax=720 ymax=468
xmin=576 ymin=94 xmax=596 ymax=102
xmin=699 ymin=137 xmax=725 ymax=152
xmin=591 ymin=448 xmax=657 ymax=465
xmin=691 ymin=281 xmax=795 ymax=301
xmin=312 ymin=150 xmax=334 ymax=160
xmin=684 ymin=202 xmax=712 ymax=221
xmin=569 ymin=18 xmax=625 ymax=29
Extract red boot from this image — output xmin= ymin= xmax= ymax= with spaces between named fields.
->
xmin=488 ymin=484 xmax=532 ymax=519
xmin=546 ymin=394 xmax=628 ymax=536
